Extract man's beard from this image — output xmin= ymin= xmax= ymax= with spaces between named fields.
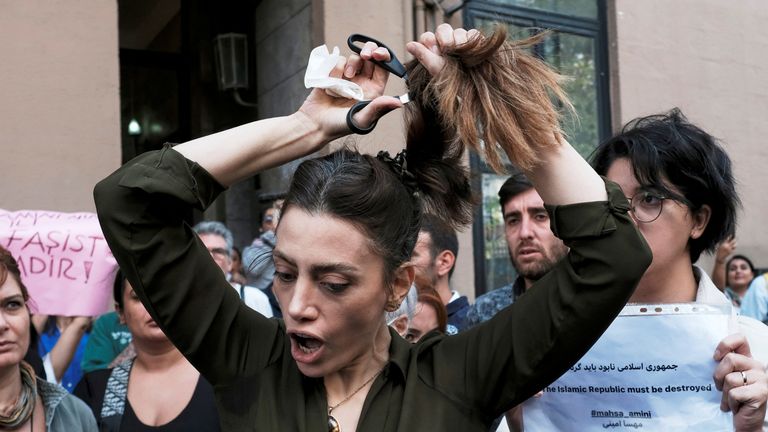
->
xmin=516 ymin=259 xmax=557 ymax=281
xmin=511 ymin=243 xmax=568 ymax=282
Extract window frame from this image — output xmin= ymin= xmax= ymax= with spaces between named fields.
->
xmin=464 ymin=0 xmax=612 ymax=296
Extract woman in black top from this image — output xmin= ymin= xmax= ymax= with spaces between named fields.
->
xmin=75 ymin=271 xmax=220 ymax=431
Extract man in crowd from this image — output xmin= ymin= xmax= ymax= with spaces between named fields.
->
xmin=410 ymin=214 xmax=468 ymax=334
xmin=243 ymin=200 xmax=283 ymax=316
xmin=463 ymin=173 xmax=568 ymax=432
xmin=193 ymin=221 xmax=273 ymax=317
xmin=465 ymin=172 xmax=568 ymax=328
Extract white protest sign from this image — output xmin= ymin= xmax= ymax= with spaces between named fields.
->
xmin=1 ymin=209 xmax=117 ymax=316
xmin=524 ymin=304 xmax=732 ymax=431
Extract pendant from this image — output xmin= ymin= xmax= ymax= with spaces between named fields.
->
xmin=328 ymin=414 xmax=340 ymax=432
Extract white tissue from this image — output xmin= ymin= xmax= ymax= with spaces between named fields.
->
xmin=304 ymin=45 xmax=364 ymax=101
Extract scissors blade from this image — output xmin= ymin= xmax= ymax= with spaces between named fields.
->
xmin=396 ymin=93 xmax=411 ymax=104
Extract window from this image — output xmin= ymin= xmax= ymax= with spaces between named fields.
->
xmin=466 ymin=0 xmax=610 ymax=295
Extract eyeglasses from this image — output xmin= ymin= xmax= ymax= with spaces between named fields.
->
xmin=207 ymin=247 xmax=230 ymax=260
xmin=626 ymin=191 xmax=689 ymax=223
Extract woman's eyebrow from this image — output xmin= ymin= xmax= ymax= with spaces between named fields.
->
xmin=272 ymin=251 xmax=359 ymax=278
xmin=0 ymin=293 xmax=24 ymax=303
xmin=272 ymin=250 xmax=295 ymax=266
xmin=309 ymin=263 xmax=359 ymax=279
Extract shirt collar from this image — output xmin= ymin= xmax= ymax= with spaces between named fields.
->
xmin=37 ymin=377 xmax=68 ymax=428
xmin=385 ymin=326 xmax=412 ymax=382
xmin=449 ymin=291 xmax=460 ymax=303
xmin=693 ymin=265 xmax=730 ymax=305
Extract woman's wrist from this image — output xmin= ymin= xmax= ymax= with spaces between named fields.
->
xmin=289 ymin=110 xmax=330 ymax=145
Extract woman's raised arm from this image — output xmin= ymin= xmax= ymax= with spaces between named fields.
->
xmin=176 ymin=43 xmax=401 ymax=187
xmin=93 ymin=47 xmax=401 ymax=386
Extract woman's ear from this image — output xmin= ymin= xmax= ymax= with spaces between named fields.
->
xmin=387 ymin=265 xmax=414 ymax=312
xmin=690 ymin=204 xmax=712 ymax=240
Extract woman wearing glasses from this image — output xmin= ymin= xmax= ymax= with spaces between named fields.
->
xmin=592 ymin=109 xmax=768 ymax=431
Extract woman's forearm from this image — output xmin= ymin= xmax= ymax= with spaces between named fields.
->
xmin=174 ymin=112 xmax=326 ymax=187
xmin=48 ymin=319 xmax=89 ymax=382
xmin=525 ymin=137 xmax=608 ymax=206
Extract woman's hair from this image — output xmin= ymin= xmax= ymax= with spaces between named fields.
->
xmin=284 ymin=150 xmax=426 ymax=289
xmin=113 ymin=268 xmax=127 ymax=311
xmin=417 ymin=289 xmax=448 ymax=335
xmin=0 ymin=245 xmax=30 ymax=302
xmin=726 ymin=254 xmax=756 ymax=287
xmin=591 ymin=108 xmax=739 ymax=262
xmin=405 ymin=27 xmax=572 ymax=173
xmin=283 ymin=27 xmax=570 ymax=292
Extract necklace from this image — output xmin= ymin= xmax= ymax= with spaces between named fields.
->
xmin=0 ymin=362 xmax=37 ymax=429
xmin=327 ymin=368 xmax=384 ymax=432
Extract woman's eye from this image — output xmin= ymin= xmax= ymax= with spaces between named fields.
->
xmin=274 ymin=271 xmax=296 ymax=283
xmin=639 ymin=193 xmax=663 ymax=206
xmin=320 ymin=282 xmax=349 ymax=293
xmin=4 ymin=300 xmax=23 ymax=311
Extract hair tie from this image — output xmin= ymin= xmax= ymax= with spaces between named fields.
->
xmin=376 ymin=150 xmax=419 ymax=195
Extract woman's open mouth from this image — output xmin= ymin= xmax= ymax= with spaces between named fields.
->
xmin=289 ymin=332 xmax=325 ymax=363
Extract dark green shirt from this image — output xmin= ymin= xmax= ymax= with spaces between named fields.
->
xmin=81 ymin=311 xmax=132 ymax=374
xmin=93 ymin=146 xmax=650 ymax=431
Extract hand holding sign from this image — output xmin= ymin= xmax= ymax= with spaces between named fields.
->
xmin=713 ymin=333 xmax=768 ymax=432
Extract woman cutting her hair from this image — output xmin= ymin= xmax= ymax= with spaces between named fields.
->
xmin=94 ymin=25 xmax=650 ymax=431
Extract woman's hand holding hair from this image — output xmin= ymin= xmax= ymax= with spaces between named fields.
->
xmin=405 ymin=24 xmax=605 ymax=205
xmin=713 ymin=333 xmax=768 ymax=431
xmin=405 ymin=24 xmax=481 ymax=76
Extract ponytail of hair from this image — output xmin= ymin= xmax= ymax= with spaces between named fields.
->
xmin=402 ymin=27 xmax=572 ymax=229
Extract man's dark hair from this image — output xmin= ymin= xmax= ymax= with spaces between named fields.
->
xmin=420 ymin=213 xmax=459 ymax=277
xmin=592 ymin=108 xmax=739 ymax=262
xmin=498 ymin=171 xmax=534 ymax=209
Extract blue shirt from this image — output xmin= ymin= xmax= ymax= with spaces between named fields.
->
xmin=740 ymin=274 xmax=768 ymax=323
xmin=39 ymin=327 xmax=90 ymax=393
xmin=465 ymin=277 xmax=526 ymax=329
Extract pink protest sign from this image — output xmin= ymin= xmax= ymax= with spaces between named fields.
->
xmin=0 ymin=209 xmax=117 ymax=316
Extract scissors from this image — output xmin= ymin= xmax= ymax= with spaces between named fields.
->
xmin=345 ymin=34 xmax=411 ymax=135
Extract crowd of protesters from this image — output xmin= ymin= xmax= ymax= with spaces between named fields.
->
xmin=2 ymin=23 xmax=768 ymax=432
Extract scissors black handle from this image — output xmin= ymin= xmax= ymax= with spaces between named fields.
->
xmin=347 ymin=34 xmax=407 ymax=78
xmin=346 ymin=95 xmax=403 ymax=135
xmin=346 ymin=100 xmax=375 ymax=135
